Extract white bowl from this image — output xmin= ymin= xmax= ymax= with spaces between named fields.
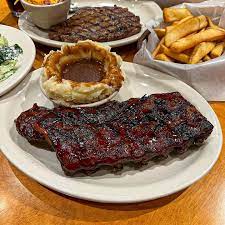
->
xmin=20 ymin=0 xmax=71 ymax=29
xmin=39 ymin=74 xmax=119 ymax=108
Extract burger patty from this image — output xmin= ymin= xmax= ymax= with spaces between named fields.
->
xmin=48 ymin=5 xmax=142 ymax=43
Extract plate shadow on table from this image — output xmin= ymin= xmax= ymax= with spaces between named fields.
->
xmin=8 ymin=155 xmax=188 ymax=222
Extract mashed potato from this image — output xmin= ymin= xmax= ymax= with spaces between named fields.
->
xmin=41 ymin=41 xmax=124 ymax=106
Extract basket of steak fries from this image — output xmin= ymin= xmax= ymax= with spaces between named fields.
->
xmin=134 ymin=0 xmax=225 ymax=101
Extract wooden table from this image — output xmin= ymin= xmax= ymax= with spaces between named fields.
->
xmin=1 ymin=2 xmax=225 ymax=225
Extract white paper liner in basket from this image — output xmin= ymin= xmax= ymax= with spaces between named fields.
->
xmin=152 ymin=0 xmax=205 ymax=8
xmin=134 ymin=1 xmax=225 ymax=101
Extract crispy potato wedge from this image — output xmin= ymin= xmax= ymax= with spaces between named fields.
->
xmin=152 ymin=37 xmax=165 ymax=58
xmin=210 ymin=42 xmax=224 ymax=58
xmin=154 ymin=28 xmax=166 ymax=38
xmin=163 ymin=8 xmax=193 ymax=23
xmin=166 ymin=16 xmax=193 ymax=33
xmin=189 ymin=42 xmax=215 ymax=64
xmin=165 ymin=15 xmax=208 ymax=47
xmin=155 ymin=53 xmax=174 ymax=62
xmin=170 ymin=28 xmax=225 ymax=53
xmin=203 ymin=55 xmax=211 ymax=61
xmin=162 ymin=45 xmax=189 ymax=63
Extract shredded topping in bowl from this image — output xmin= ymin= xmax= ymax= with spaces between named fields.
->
xmin=25 ymin=0 xmax=63 ymax=5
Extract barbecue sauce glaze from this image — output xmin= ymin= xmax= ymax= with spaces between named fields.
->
xmin=62 ymin=59 xmax=105 ymax=82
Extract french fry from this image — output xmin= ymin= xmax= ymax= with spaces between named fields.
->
xmin=182 ymin=31 xmax=203 ymax=56
xmin=210 ymin=42 xmax=224 ymax=58
xmin=207 ymin=16 xmax=225 ymax=32
xmin=163 ymin=8 xmax=193 ymax=23
xmin=185 ymin=32 xmax=197 ymax=38
xmin=172 ymin=21 xmax=179 ymax=25
xmin=161 ymin=45 xmax=189 ymax=63
xmin=189 ymin=42 xmax=215 ymax=64
xmin=199 ymin=28 xmax=206 ymax=32
xmin=183 ymin=48 xmax=194 ymax=56
xmin=170 ymin=28 xmax=225 ymax=53
xmin=166 ymin=16 xmax=193 ymax=33
xmin=154 ymin=28 xmax=166 ymax=38
xmin=155 ymin=53 xmax=174 ymax=62
xmin=166 ymin=25 xmax=174 ymax=33
xmin=207 ymin=16 xmax=218 ymax=28
xmin=203 ymin=55 xmax=211 ymax=61
xmin=165 ymin=15 xmax=208 ymax=47
xmin=152 ymin=37 xmax=165 ymax=58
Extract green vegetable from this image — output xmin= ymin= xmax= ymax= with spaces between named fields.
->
xmin=0 ymin=35 xmax=8 ymax=47
xmin=0 ymin=60 xmax=16 ymax=81
xmin=0 ymin=35 xmax=23 ymax=82
xmin=0 ymin=44 xmax=23 ymax=64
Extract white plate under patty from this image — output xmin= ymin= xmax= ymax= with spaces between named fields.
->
xmin=0 ymin=25 xmax=35 ymax=96
xmin=0 ymin=62 xmax=222 ymax=203
xmin=18 ymin=0 xmax=162 ymax=48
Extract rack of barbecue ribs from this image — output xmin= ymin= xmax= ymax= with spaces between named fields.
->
xmin=15 ymin=92 xmax=213 ymax=175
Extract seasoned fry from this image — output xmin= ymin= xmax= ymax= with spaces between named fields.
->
xmin=165 ymin=15 xmax=208 ymax=47
xmin=166 ymin=16 xmax=193 ymax=33
xmin=203 ymin=55 xmax=211 ymax=61
xmin=152 ymin=37 xmax=165 ymax=58
xmin=170 ymin=28 xmax=225 ymax=53
xmin=163 ymin=8 xmax=193 ymax=23
xmin=189 ymin=42 xmax=215 ymax=64
xmin=155 ymin=53 xmax=174 ymax=62
xmin=162 ymin=45 xmax=189 ymax=63
xmin=154 ymin=28 xmax=166 ymax=38
xmin=210 ymin=42 xmax=224 ymax=58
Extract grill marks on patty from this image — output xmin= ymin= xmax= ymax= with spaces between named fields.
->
xmin=48 ymin=6 xmax=142 ymax=43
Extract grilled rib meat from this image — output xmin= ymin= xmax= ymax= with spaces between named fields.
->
xmin=15 ymin=92 xmax=214 ymax=175
xmin=48 ymin=6 xmax=142 ymax=43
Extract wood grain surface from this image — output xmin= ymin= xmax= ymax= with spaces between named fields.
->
xmin=1 ymin=1 xmax=225 ymax=224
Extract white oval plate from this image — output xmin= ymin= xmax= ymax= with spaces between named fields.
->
xmin=18 ymin=0 xmax=162 ymax=48
xmin=0 ymin=62 xmax=222 ymax=203
xmin=0 ymin=25 xmax=35 ymax=96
